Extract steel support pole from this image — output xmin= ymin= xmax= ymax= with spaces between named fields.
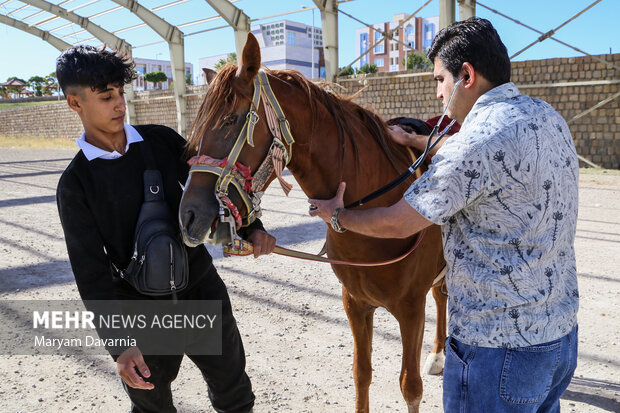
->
xmin=439 ymin=0 xmax=455 ymax=30
xmin=457 ymin=0 xmax=476 ymax=21
xmin=313 ymin=0 xmax=338 ymax=81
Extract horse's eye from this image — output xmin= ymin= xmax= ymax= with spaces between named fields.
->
xmin=221 ymin=115 xmax=237 ymax=127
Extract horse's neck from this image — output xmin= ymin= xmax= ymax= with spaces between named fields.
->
xmin=285 ymin=101 xmax=414 ymax=205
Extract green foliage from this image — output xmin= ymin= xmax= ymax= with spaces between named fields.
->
xmin=41 ymin=73 xmax=58 ymax=96
xmin=338 ymin=66 xmax=355 ymax=76
xmin=214 ymin=53 xmax=237 ymax=71
xmin=358 ymin=63 xmax=378 ymax=74
xmin=28 ymin=76 xmax=46 ymax=97
xmin=185 ymin=72 xmax=193 ymax=85
xmin=403 ymin=51 xmax=432 ymax=70
xmin=144 ymin=71 xmax=169 ymax=84
xmin=6 ymin=76 xmax=27 ymax=84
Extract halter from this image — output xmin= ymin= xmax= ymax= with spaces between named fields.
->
xmin=187 ymin=70 xmax=295 ymax=244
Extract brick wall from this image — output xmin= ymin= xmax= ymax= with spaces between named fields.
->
xmin=0 ymin=100 xmax=83 ymax=139
xmin=1 ymin=54 xmax=617 ymax=168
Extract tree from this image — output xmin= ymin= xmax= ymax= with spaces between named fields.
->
xmin=6 ymin=76 xmax=27 ymax=84
xmin=338 ymin=66 xmax=355 ymax=76
xmin=43 ymin=72 xmax=58 ymax=96
xmin=28 ymin=76 xmax=46 ymax=97
xmin=403 ymin=51 xmax=432 ymax=70
xmin=144 ymin=71 xmax=168 ymax=89
xmin=358 ymin=63 xmax=378 ymax=74
xmin=214 ymin=53 xmax=237 ymax=71
xmin=185 ymin=72 xmax=193 ymax=85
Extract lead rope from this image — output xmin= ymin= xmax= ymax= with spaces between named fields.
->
xmin=224 ymin=228 xmax=427 ymax=267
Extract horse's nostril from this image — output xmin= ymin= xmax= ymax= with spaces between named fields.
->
xmin=182 ymin=209 xmax=195 ymax=231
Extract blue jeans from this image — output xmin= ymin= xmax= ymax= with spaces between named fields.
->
xmin=443 ymin=325 xmax=578 ymax=413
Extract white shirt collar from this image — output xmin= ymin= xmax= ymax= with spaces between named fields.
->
xmin=76 ymin=123 xmax=144 ymax=161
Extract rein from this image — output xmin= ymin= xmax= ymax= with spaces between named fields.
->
xmin=224 ymin=229 xmax=427 ymax=266
xmin=344 ymin=76 xmax=463 ymax=209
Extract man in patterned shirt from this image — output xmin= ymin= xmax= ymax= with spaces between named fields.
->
xmin=309 ymin=18 xmax=578 ymax=412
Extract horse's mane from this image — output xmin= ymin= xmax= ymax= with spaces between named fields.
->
xmin=187 ymin=64 xmax=252 ymax=152
xmin=187 ymin=65 xmax=410 ymax=173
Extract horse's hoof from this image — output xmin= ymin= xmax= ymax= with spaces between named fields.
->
xmin=423 ymin=351 xmax=445 ymax=375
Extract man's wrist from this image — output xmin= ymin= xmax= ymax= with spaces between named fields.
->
xmin=330 ymin=208 xmax=346 ymax=233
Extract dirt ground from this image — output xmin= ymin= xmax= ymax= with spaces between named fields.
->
xmin=0 ymin=147 xmax=618 ymax=412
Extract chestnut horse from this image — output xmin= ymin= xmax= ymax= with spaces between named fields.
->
xmin=180 ymin=34 xmax=446 ymax=412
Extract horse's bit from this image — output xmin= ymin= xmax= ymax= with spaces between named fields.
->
xmin=187 ymin=70 xmax=295 ymax=247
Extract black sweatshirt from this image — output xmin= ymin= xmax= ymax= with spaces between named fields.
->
xmin=57 ymin=124 xmax=263 ymax=303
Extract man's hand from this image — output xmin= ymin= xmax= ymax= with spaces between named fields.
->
xmin=387 ymin=125 xmax=416 ymax=146
xmin=388 ymin=124 xmax=451 ymax=156
xmin=247 ymin=229 xmax=276 ymax=258
xmin=116 ymin=346 xmax=154 ymax=390
xmin=308 ymin=182 xmax=346 ymax=223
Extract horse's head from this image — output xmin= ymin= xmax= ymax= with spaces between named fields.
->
xmin=180 ymin=33 xmax=286 ymax=247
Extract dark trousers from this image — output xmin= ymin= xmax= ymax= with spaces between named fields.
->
xmin=122 ymin=265 xmax=255 ymax=413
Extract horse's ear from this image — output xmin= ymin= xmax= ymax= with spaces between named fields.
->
xmin=236 ymin=33 xmax=261 ymax=85
xmin=202 ymin=68 xmax=217 ymax=85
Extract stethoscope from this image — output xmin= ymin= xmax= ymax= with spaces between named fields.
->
xmin=344 ymin=75 xmax=465 ymax=209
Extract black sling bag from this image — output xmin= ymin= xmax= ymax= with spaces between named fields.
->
xmin=113 ymin=140 xmax=189 ymax=302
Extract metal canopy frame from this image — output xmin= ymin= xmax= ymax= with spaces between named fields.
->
xmin=107 ymin=0 xmax=188 ymax=137
xmin=16 ymin=0 xmax=137 ymax=122
xmin=0 ymin=0 xmax=353 ymax=133
xmin=0 ymin=12 xmax=71 ymax=50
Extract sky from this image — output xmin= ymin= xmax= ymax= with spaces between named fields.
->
xmin=0 ymin=0 xmax=619 ymax=83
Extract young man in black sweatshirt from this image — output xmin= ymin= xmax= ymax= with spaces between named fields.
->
xmin=56 ymin=45 xmax=274 ymax=413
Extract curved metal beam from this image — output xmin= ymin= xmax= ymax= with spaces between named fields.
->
xmin=110 ymin=0 xmax=187 ymax=138
xmin=204 ymin=0 xmax=250 ymax=56
xmin=0 ymin=13 xmax=71 ymax=51
xmin=19 ymin=0 xmax=132 ymax=54
xmin=17 ymin=0 xmax=136 ymax=123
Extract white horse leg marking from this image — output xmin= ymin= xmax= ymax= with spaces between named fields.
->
xmin=423 ymin=351 xmax=445 ymax=375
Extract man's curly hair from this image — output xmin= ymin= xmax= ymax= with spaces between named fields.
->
xmin=56 ymin=45 xmax=137 ymax=95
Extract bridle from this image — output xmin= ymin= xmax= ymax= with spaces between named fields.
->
xmin=186 ymin=69 xmax=461 ymax=263
xmin=187 ymin=70 xmax=295 ymax=244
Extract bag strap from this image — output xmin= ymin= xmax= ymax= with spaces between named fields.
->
xmin=139 ymin=138 xmax=158 ymax=170
xmin=139 ymin=140 xmax=165 ymax=203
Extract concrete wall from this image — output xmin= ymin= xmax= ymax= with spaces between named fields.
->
xmin=1 ymin=54 xmax=618 ymax=168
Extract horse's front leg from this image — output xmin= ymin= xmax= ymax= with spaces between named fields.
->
xmin=394 ymin=296 xmax=427 ymax=413
xmin=342 ymin=286 xmax=375 ymax=413
xmin=423 ymin=283 xmax=447 ymax=375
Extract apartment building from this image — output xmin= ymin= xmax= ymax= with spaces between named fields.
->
xmin=355 ymin=13 xmax=439 ymax=73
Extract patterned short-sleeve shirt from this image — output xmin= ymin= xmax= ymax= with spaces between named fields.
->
xmin=406 ymin=82 xmax=579 ymax=348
